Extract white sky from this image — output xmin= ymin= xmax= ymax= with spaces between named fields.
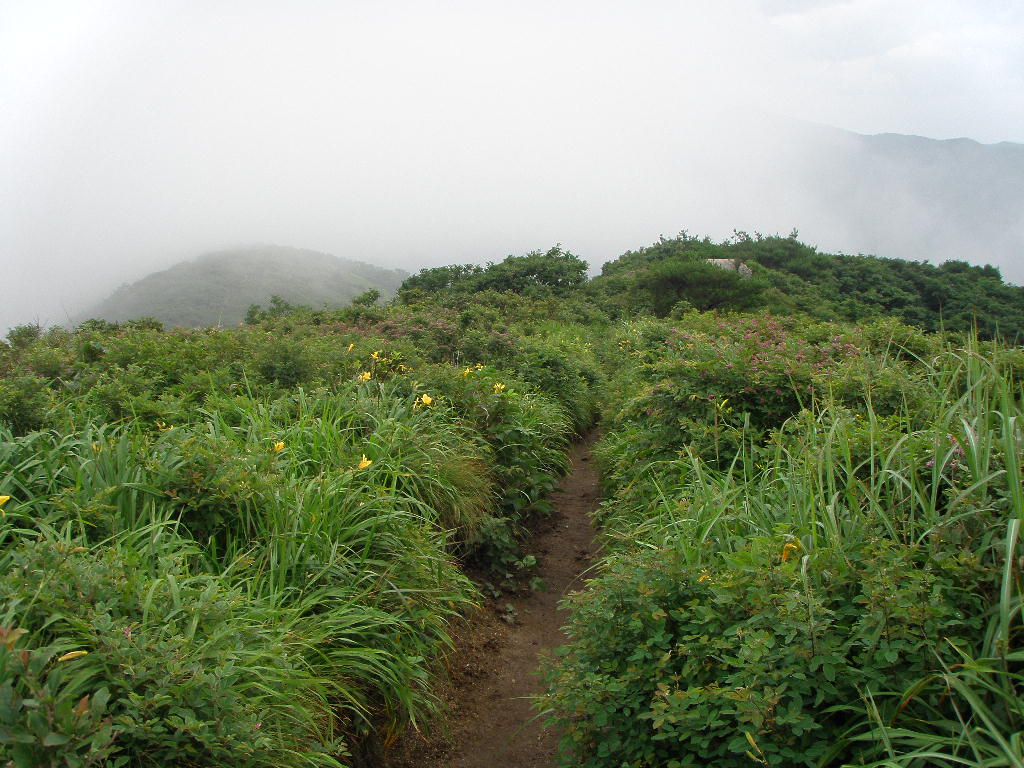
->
xmin=2 ymin=0 xmax=1022 ymax=330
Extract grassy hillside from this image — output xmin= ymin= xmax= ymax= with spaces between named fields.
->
xmin=2 ymin=243 xmax=1023 ymax=767
xmin=75 ymin=246 xmax=407 ymax=327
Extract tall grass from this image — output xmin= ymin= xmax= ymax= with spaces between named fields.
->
xmin=839 ymin=390 xmax=1024 ymax=768
xmin=0 ymin=380 xmax=553 ymax=764
xmin=596 ymin=343 xmax=1020 ymax=564
xmin=552 ymin=323 xmax=1024 ymax=767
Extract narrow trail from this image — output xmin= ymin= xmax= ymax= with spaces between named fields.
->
xmin=386 ymin=433 xmax=600 ymax=768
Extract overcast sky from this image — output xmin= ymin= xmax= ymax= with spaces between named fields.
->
xmin=2 ymin=0 xmax=1023 ymax=331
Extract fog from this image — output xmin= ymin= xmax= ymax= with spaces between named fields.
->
xmin=3 ymin=0 xmax=1023 ymax=332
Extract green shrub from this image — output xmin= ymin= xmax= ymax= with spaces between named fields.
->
xmin=509 ymin=332 xmax=601 ymax=432
xmin=4 ymin=324 xmax=42 ymax=350
xmin=543 ymin=537 xmax=989 ymax=768
xmin=0 ymin=376 xmax=49 ymax=435
xmin=254 ymin=338 xmax=313 ymax=388
xmin=558 ymin=314 xmax=1022 ymax=767
xmin=382 ymin=362 xmax=571 ymax=572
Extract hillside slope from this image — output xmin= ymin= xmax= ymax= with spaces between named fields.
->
xmin=76 ymin=246 xmax=407 ymax=327
xmin=793 ymin=125 xmax=1024 ymax=282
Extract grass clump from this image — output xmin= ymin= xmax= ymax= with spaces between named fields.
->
xmin=0 ymin=532 xmax=345 ymax=768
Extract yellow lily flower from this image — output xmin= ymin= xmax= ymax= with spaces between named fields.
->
xmin=356 ymin=455 xmax=373 ymax=470
xmin=358 ymin=371 xmax=372 ymax=382
xmin=419 ymin=393 xmax=433 ymax=406
xmin=272 ymin=441 xmax=285 ymax=453
xmin=781 ymin=540 xmax=801 ymax=562
xmin=493 ymin=382 xmax=506 ymax=394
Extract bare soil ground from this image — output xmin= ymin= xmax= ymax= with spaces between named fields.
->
xmin=384 ymin=434 xmax=600 ymax=768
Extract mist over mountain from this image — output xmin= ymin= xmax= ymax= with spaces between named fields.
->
xmin=5 ymin=2 xmax=1023 ymax=335
xmin=74 ymin=246 xmax=407 ymax=328
xmin=4 ymin=123 xmax=1022 ymax=336
xmin=787 ymin=124 xmax=1024 ymax=281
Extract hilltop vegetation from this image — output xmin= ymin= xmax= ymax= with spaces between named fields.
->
xmin=1 ymin=234 xmax=1023 ymax=767
xmin=75 ymin=246 xmax=407 ymax=328
xmin=592 ymin=232 xmax=1024 ymax=338
xmin=69 ymin=235 xmax=1024 ymax=339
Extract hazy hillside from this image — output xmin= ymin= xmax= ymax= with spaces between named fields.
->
xmin=791 ymin=125 xmax=1024 ymax=282
xmin=75 ymin=246 xmax=408 ymax=327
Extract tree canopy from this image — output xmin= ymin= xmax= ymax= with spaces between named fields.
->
xmin=398 ymin=247 xmax=587 ymax=301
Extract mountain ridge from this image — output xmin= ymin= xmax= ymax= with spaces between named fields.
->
xmin=75 ymin=245 xmax=408 ymax=328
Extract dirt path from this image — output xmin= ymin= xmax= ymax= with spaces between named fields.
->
xmin=386 ymin=434 xmax=600 ymax=768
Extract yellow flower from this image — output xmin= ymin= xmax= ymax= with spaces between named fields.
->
xmin=697 ymin=569 xmax=712 ymax=583
xmin=493 ymin=382 xmax=506 ymax=394
xmin=0 ymin=496 xmax=9 ymax=507
xmin=781 ymin=540 xmax=801 ymax=563
xmin=462 ymin=366 xmax=473 ymax=377
xmin=419 ymin=393 xmax=433 ymax=406
xmin=155 ymin=421 xmax=173 ymax=432
xmin=370 ymin=350 xmax=381 ymax=361
xmin=57 ymin=650 xmax=89 ymax=663
xmin=358 ymin=371 xmax=372 ymax=382
xmin=356 ymin=455 xmax=373 ymax=471
xmin=272 ymin=441 xmax=285 ymax=453
xmin=346 ymin=343 xmax=355 ymax=352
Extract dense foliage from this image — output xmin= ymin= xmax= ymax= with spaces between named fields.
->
xmin=542 ymin=315 xmax=1024 ymax=767
xmin=2 ymin=237 xmax=1022 ymax=767
xmin=591 ymin=232 xmax=1024 ymax=340
xmin=396 ymin=246 xmax=588 ymax=301
xmin=0 ymin=286 xmax=597 ymax=766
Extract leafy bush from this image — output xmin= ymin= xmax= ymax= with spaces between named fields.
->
xmin=599 ymin=314 xmax=935 ymax=467
xmin=547 ymin=316 xmax=1022 ymax=767
xmin=254 ymin=337 xmax=313 ymax=388
xmin=399 ymin=362 xmax=571 ymax=571
xmin=544 ymin=536 xmax=988 ymax=767
xmin=0 ymin=376 xmax=49 ymax=435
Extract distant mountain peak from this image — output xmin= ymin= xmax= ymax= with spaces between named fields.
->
xmin=75 ymin=245 xmax=407 ymax=328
